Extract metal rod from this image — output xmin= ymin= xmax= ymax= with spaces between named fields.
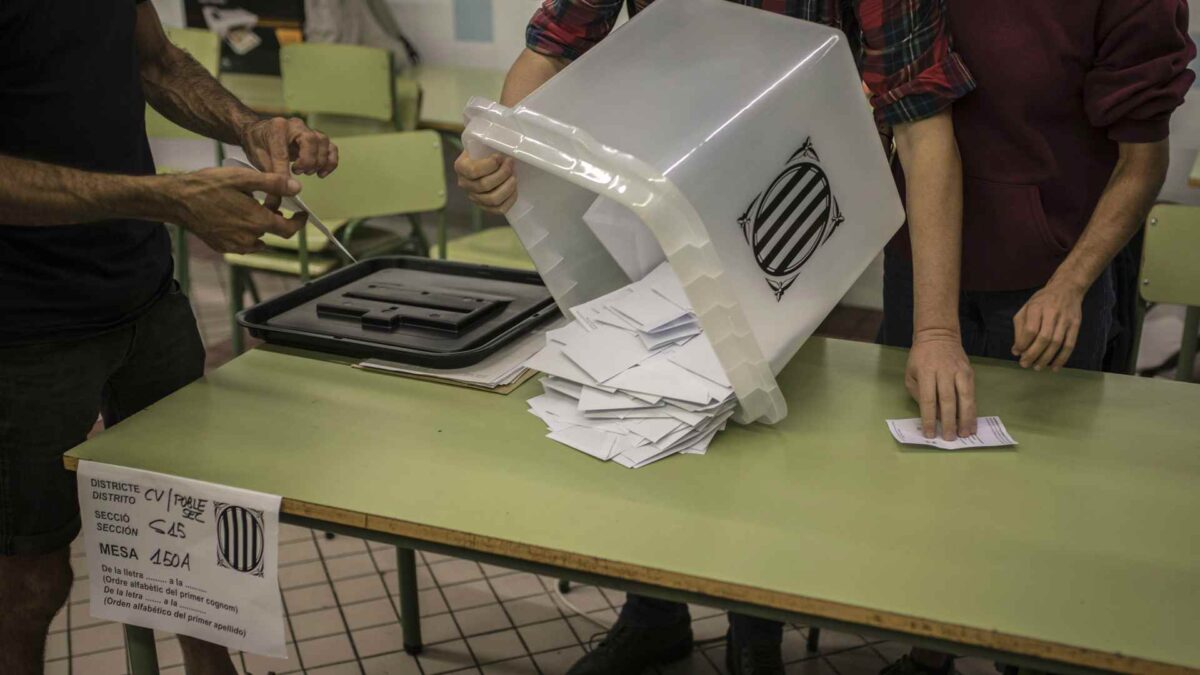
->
xmin=124 ymin=624 xmax=160 ymax=675
xmin=397 ymin=547 xmax=422 ymax=654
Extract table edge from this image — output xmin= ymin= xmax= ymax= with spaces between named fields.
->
xmin=62 ymin=456 xmax=1194 ymax=674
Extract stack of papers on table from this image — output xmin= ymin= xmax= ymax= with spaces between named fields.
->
xmin=523 ymin=263 xmax=736 ymax=468
xmin=356 ymin=321 xmax=558 ymax=393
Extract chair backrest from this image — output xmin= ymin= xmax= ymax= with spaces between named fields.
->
xmin=145 ymin=28 xmax=221 ymax=141
xmin=295 ymin=131 xmax=447 ymax=220
xmin=1140 ymin=204 xmax=1200 ymax=307
xmin=280 ymin=43 xmax=394 ymax=123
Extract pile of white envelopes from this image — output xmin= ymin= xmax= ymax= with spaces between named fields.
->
xmin=524 ymin=263 xmax=736 ymax=468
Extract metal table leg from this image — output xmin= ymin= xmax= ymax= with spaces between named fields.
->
xmin=397 ymin=547 xmax=423 ymax=654
xmin=124 ymin=624 xmax=160 ymax=675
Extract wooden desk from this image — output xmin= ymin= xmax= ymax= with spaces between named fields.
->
xmin=65 ymin=339 xmax=1200 ymax=674
xmin=412 ymin=65 xmax=507 ymax=134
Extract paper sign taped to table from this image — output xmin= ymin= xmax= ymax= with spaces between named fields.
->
xmin=887 ymin=416 xmax=1017 ymax=450
xmin=78 ymin=460 xmax=286 ymax=658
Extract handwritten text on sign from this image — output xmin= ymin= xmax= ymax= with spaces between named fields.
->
xmin=78 ymin=460 xmax=286 ymax=658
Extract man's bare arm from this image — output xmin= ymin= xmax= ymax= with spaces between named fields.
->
xmin=134 ymin=2 xmax=258 ymax=145
xmin=0 ymin=153 xmax=304 ymax=254
xmin=1012 ymin=140 xmax=1169 ymax=370
xmin=454 ymin=49 xmax=569 ymax=213
xmin=893 ymin=109 xmax=976 ymax=439
xmin=500 ymin=49 xmax=569 ymax=106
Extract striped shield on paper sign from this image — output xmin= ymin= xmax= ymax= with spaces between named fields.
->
xmin=215 ymin=503 xmax=266 ymax=577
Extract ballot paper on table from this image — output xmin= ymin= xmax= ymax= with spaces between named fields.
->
xmin=887 ymin=416 xmax=1018 ymax=450
xmin=522 ymin=262 xmax=737 ymax=468
xmin=221 ymin=157 xmax=357 ymax=264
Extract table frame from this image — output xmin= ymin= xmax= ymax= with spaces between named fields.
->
xmin=113 ymin=509 xmax=1137 ymax=675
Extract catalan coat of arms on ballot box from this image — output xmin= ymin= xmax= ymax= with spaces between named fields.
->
xmin=738 ymin=137 xmax=844 ymax=301
xmin=215 ymin=503 xmax=266 ymax=577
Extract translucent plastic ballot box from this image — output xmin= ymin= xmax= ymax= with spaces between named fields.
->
xmin=462 ymin=0 xmax=904 ymax=424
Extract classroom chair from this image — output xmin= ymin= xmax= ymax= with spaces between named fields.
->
xmin=225 ymin=131 xmax=447 ymax=354
xmin=1131 ymin=204 xmax=1200 ymax=381
xmin=276 ymin=43 xmax=435 ymax=257
xmin=280 ymin=42 xmax=396 ymax=137
xmin=145 ymin=27 xmax=222 ymax=293
xmin=431 ymin=223 xmax=535 ymax=270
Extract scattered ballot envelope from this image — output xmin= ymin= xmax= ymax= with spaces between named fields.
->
xmin=463 ymin=0 xmax=905 ymax=425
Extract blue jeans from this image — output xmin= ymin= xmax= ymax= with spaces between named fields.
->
xmin=878 ymin=253 xmax=1116 ymax=369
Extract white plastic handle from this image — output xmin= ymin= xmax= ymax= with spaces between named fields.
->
xmin=463 ymin=135 xmax=491 ymax=161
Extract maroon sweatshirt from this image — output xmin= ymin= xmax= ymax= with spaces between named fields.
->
xmin=889 ymin=0 xmax=1196 ymax=291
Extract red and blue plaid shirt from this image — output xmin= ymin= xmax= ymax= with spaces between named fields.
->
xmin=526 ymin=0 xmax=975 ymax=129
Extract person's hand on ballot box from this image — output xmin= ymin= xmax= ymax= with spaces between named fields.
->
xmin=455 ymin=152 xmax=518 ymax=214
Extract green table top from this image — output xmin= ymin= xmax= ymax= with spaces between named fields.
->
xmin=65 ymin=338 xmax=1200 ymax=673
xmin=412 ymin=65 xmax=506 ymax=133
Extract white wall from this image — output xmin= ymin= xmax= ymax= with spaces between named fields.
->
xmin=386 ymin=0 xmax=541 ymax=70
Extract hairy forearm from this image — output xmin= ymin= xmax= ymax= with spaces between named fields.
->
xmin=893 ymin=109 xmax=964 ymax=337
xmin=0 ymin=155 xmax=173 ymax=226
xmin=500 ymin=49 xmax=568 ymax=106
xmin=141 ymin=44 xmax=259 ymax=145
xmin=1049 ymin=140 xmax=1169 ymax=293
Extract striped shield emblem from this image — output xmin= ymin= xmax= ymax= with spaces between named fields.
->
xmin=738 ymin=138 xmax=844 ymax=300
xmin=215 ymin=503 xmax=266 ymax=576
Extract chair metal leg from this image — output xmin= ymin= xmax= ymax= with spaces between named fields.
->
xmin=1178 ymin=306 xmax=1199 ymax=382
xmin=437 ymin=210 xmax=448 ymax=260
xmin=124 ymin=624 xmax=160 ymax=675
xmin=298 ymin=226 xmax=311 ymax=284
xmin=397 ymin=547 xmax=422 ymax=654
xmin=806 ymin=626 xmax=821 ymax=652
xmin=171 ymin=224 xmax=190 ymax=294
xmin=246 ymin=273 xmax=262 ymax=305
xmin=229 ymin=265 xmax=245 ymax=355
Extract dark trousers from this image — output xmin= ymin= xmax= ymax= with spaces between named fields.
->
xmin=878 ymin=253 xmax=1116 ymax=368
xmin=619 ymin=594 xmax=782 ymax=643
xmin=0 ymin=283 xmax=205 ymax=555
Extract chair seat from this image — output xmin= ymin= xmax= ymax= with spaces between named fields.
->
xmin=434 ymin=226 xmax=534 ymax=271
xmin=224 ymin=250 xmax=341 ymax=277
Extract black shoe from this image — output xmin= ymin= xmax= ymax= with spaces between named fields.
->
xmin=725 ymin=627 xmax=784 ymax=675
xmin=565 ymin=618 xmax=693 ymax=675
xmin=880 ymin=655 xmax=956 ymax=675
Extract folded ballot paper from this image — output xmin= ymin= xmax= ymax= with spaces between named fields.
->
xmin=523 ymin=263 xmax=737 ymax=468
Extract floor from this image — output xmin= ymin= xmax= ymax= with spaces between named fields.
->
xmin=43 ymin=141 xmax=1197 ymax=675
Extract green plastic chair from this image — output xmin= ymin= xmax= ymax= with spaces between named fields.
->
xmin=145 ymin=27 xmax=222 ymax=293
xmin=1131 ymin=204 xmax=1200 ymax=381
xmin=431 ymin=225 xmax=534 ymax=270
xmin=226 ymin=131 xmax=448 ymax=354
xmin=280 ymin=43 xmax=395 ymax=137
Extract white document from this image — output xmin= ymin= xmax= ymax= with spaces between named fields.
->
xmin=222 ymin=157 xmax=357 ymax=264
xmin=359 ymin=328 xmax=547 ymax=388
xmin=604 ymin=357 xmax=716 ymax=405
xmin=78 ymin=461 xmax=286 ymax=658
xmin=609 ymin=289 xmax=689 ymax=333
xmin=668 ymin=335 xmax=730 ymax=387
xmin=547 ymin=427 xmax=620 ymax=460
xmin=886 ymin=416 xmax=1018 ymax=450
xmin=561 ymin=325 xmax=651 ymax=382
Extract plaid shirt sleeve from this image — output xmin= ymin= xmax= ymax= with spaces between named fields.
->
xmin=856 ymin=0 xmax=975 ymax=128
xmin=526 ymin=0 xmax=625 ymax=61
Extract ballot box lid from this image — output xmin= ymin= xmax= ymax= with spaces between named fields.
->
xmin=237 ymin=257 xmax=559 ymax=367
xmin=461 ymin=0 xmax=904 ymax=424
